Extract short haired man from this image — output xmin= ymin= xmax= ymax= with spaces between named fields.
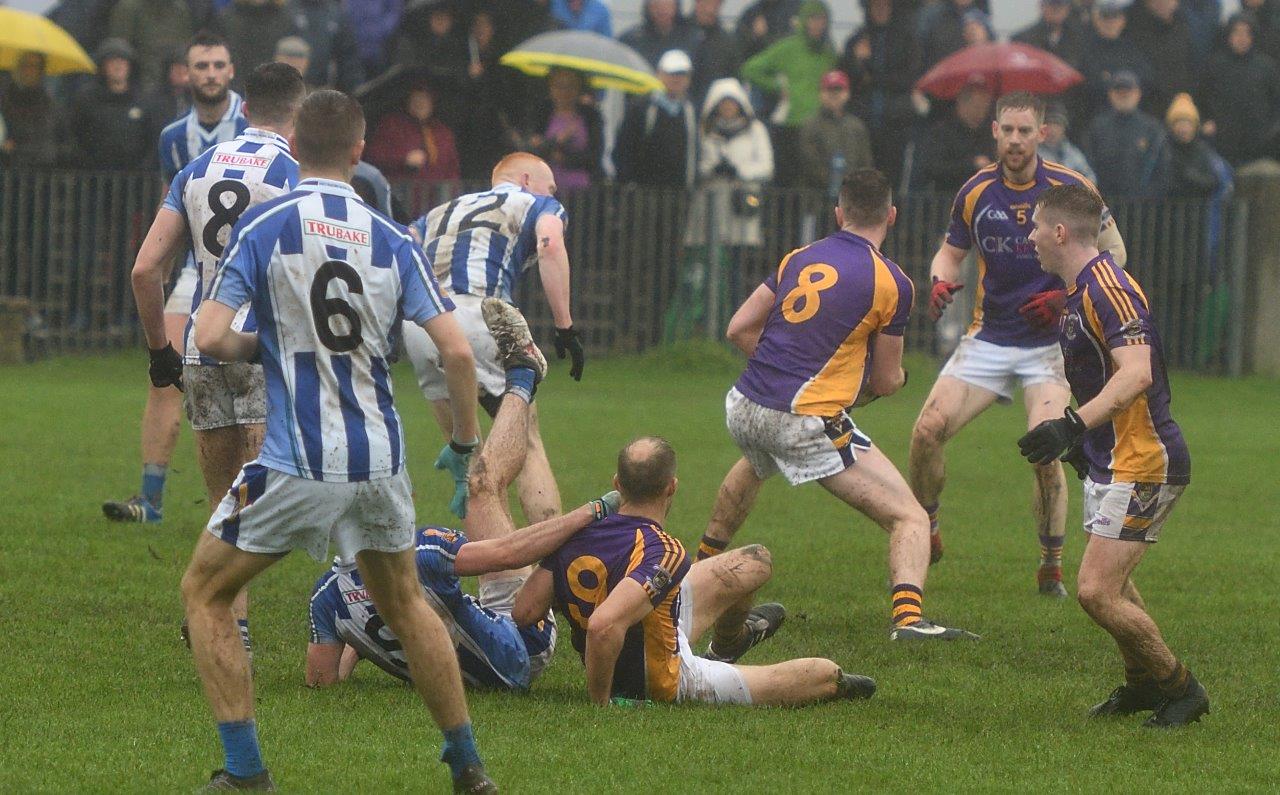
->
xmin=308 ymin=314 xmax=611 ymax=691
xmin=402 ymin=152 xmax=583 ymax=523
xmin=513 ymin=436 xmax=878 ymax=705
xmin=1021 ymin=184 xmax=1207 ymax=728
xmin=696 ymin=168 xmax=976 ymax=641
xmin=183 ymin=90 xmax=496 ymax=790
xmin=132 ymin=62 xmax=306 ymax=658
xmin=102 ymin=32 xmax=246 ymax=526
xmin=911 ymin=91 xmax=1128 ymax=598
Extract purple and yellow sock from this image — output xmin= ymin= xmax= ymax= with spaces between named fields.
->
xmin=891 ymin=583 xmax=924 ymax=628
xmin=696 ymin=534 xmax=728 ymax=561
xmin=1039 ymin=533 xmax=1064 ymax=572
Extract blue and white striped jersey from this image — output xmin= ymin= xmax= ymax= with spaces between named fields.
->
xmin=162 ymin=128 xmax=299 ymax=364
xmin=308 ymin=527 xmax=557 ymax=690
xmin=208 ymin=178 xmax=453 ymax=482
xmin=410 ymin=182 xmax=567 ymax=304
xmin=158 ymin=91 xmax=248 ymax=182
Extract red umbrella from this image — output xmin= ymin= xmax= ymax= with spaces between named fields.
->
xmin=915 ymin=42 xmax=1082 ymax=99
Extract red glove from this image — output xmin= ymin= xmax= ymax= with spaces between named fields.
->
xmin=1019 ymin=289 xmax=1067 ymax=330
xmin=928 ymin=277 xmax=964 ymax=321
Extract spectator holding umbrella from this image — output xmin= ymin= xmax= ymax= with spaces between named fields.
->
xmin=1083 ymin=70 xmax=1170 ymax=196
xmin=517 ymin=66 xmax=603 ymax=190
xmin=365 ymin=81 xmax=462 ymax=180
xmin=1198 ymin=12 xmax=1280 ymax=169
xmin=0 ymin=52 xmax=58 ymax=167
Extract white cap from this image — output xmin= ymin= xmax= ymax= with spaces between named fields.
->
xmin=657 ymin=49 xmax=692 ymax=75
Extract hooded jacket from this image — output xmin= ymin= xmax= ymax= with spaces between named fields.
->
xmin=687 ymin=78 xmax=773 ymax=246
xmin=68 ymin=40 xmax=160 ymax=169
xmin=740 ymin=0 xmax=837 ymax=127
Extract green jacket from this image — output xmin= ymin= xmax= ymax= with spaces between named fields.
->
xmin=740 ymin=34 xmax=836 ymax=128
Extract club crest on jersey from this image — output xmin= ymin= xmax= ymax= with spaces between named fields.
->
xmin=648 ymin=569 xmax=672 ymax=592
xmin=1120 ymin=318 xmax=1146 ymax=342
xmin=1062 ymin=313 xmax=1080 ymax=340
xmin=305 ymin=219 xmax=370 ymax=246
xmin=213 ymin=152 xmax=271 ymax=169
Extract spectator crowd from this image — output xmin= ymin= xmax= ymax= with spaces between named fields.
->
xmin=3 ymin=0 xmax=1277 ymax=205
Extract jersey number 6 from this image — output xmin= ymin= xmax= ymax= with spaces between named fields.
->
xmin=310 ymin=261 xmax=365 ymax=352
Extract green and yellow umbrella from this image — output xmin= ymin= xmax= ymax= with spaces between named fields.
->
xmin=0 ymin=7 xmax=95 ymax=75
xmin=500 ymin=30 xmax=662 ymax=95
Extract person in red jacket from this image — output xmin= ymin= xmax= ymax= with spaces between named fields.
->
xmin=366 ymin=83 xmax=462 ymax=180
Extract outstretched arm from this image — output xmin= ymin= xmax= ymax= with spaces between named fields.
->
xmin=453 ymin=502 xmax=597 ymax=577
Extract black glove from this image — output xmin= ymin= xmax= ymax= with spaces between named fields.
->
xmin=1061 ymin=441 xmax=1089 ymax=480
xmin=1017 ymin=407 xmax=1086 ymax=466
xmin=554 ymin=326 xmax=585 ymax=381
xmin=712 ymin=159 xmax=737 ymax=178
xmin=148 ymin=343 xmax=184 ymax=391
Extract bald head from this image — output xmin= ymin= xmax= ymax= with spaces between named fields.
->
xmin=616 ymin=436 xmax=677 ymax=504
xmin=492 ymin=152 xmax=557 ymax=196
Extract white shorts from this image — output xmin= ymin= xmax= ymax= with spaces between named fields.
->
xmin=164 ymin=260 xmax=197 ymax=316
xmin=207 ymin=464 xmax=416 ymax=562
xmin=1083 ymin=478 xmax=1185 ymax=543
xmin=725 ymin=388 xmax=872 ymax=486
xmin=939 ymin=335 xmax=1067 ymax=403
xmin=183 ymin=362 xmax=266 ymax=431
xmin=676 ymin=578 xmax=751 ymax=705
xmin=402 ymin=293 xmax=506 ymax=401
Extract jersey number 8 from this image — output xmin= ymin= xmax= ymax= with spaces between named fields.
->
xmin=781 ymin=264 xmax=839 ymax=324
xmin=202 ymin=179 xmax=252 ymax=258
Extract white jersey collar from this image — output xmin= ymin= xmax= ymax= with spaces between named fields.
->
xmin=297 ymin=177 xmax=359 ymax=197
xmin=238 ymin=127 xmax=291 ymax=151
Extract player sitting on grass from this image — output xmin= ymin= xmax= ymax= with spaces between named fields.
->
xmin=307 ymin=299 xmax=616 ymax=692
xmin=1022 ymin=184 xmax=1207 ymax=728
xmin=512 ymin=436 xmax=878 ymax=706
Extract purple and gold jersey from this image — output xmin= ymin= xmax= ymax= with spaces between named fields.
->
xmin=734 ymin=231 xmax=913 ymax=417
xmin=540 ymin=514 xmax=689 ymax=702
xmin=1061 ymin=253 xmax=1190 ymax=485
xmin=947 ymin=158 xmax=1110 ymax=348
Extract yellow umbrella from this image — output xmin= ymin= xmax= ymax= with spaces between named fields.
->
xmin=0 ymin=8 xmax=95 ymax=76
xmin=500 ymin=31 xmax=662 ymax=95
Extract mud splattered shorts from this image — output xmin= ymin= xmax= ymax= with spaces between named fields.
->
xmin=725 ymin=387 xmax=872 ymax=486
xmin=206 ymin=464 xmax=416 ymax=562
xmin=183 ymin=363 xmax=266 ymax=431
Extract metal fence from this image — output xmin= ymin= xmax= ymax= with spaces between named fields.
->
xmin=0 ymin=170 xmax=1249 ymax=374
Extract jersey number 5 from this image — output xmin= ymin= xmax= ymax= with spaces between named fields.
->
xmin=310 ymin=261 xmax=365 ymax=352
xmin=781 ymin=264 xmax=839 ymax=324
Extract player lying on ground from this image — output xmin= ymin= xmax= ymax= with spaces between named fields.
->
xmin=104 ymin=31 xmax=246 ymax=524
xmin=183 ymin=90 xmax=497 ymax=792
xmin=402 ymin=152 xmax=584 ymax=522
xmin=307 ymin=300 xmax=616 ymax=691
xmin=513 ymin=436 xmax=878 ymax=706
xmin=132 ymin=61 xmax=307 ymax=658
xmin=1021 ymin=184 xmax=1207 ymax=728
xmin=909 ymin=91 xmax=1127 ymax=597
xmin=695 ymin=168 xmax=976 ymax=640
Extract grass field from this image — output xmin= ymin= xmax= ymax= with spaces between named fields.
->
xmin=3 ymin=346 xmax=1278 ymax=792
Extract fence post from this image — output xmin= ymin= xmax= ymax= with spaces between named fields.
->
xmin=1226 ymin=200 xmax=1249 ymax=378
xmin=1236 ymin=172 xmax=1280 ymax=376
xmin=704 ymin=186 xmax=723 ymax=341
